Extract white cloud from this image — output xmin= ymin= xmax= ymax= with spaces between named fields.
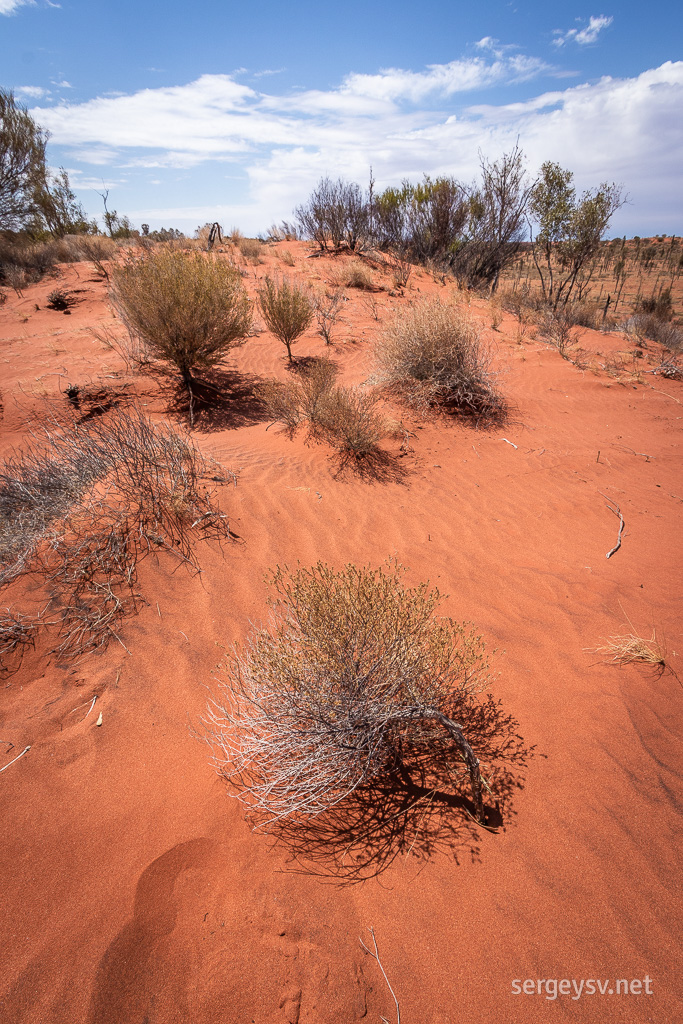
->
xmin=553 ymin=15 xmax=613 ymax=47
xmin=0 ymin=0 xmax=33 ymax=13
xmin=15 ymin=85 xmax=47 ymax=98
xmin=30 ymin=58 xmax=683 ymax=235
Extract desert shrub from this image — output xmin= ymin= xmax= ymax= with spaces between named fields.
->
xmin=314 ymin=287 xmax=345 ymax=344
xmin=294 ymin=177 xmax=370 ymax=251
xmin=111 ymin=248 xmax=252 ymax=423
xmin=374 ymin=297 xmax=505 ymax=420
xmin=0 ymin=405 xmax=231 ymax=658
xmin=588 ymin=629 xmax=665 ymax=667
xmin=567 ymin=300 xmax=601 ymax=330
xmin=257 ymin=275 xmax=314 ymax=363
xmin=235 ymin=236 xmax=264 ymax=261
xmin=0 ymin=236 xmax=60 ymax=286
xmin=279 ymin=248 xmax=295 ymax=267
xmin=267 ymin=221 xmax=300 ymax=242
xmin=260 ymin=357 xmax=337 ymax=434
xmin=336 ymin=259 xmax=375 ymax=290
xmin=536 ymin=306 xmax=582 ymax=359
xmin=206 ymin=560 xmax=492 ymax=824
xmin=625 ymin=313 xmax=683 ymax=351
xmin=46 ymin=288 xmax=76 ymax=311
xmin=73 ymin=235 xmax=117 ymax=278
xmin=0 ymin=608 xmax=41 ymax=672
xmin=635 ymin=287 xmax=673 ymax=321
xmin=315 ymin=386 xmax=389 ymax=458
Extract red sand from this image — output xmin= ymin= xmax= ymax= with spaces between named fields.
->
xmin=1 ymin=244 xmax=681 ymax=1023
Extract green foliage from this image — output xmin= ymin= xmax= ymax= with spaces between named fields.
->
xmin=529 ymin=162 xmax=624 ymax=307
xmin=0 ymin=89 xmax=48 ymax=231
xmin=35 ymin=167 xmax=94 ymax=237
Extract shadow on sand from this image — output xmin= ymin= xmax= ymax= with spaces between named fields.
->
xmin=249 ymin=694 xmax=534 ymax=885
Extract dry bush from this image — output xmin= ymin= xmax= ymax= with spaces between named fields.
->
xmin=337 ymin=259 xmax=375 ymax=290
xmin=3 ymin=263 xmax=27 ymax=296
xmin=625 ymin=313 xmax=683 ymax=352
xmin=73 ymin=235 xmax=117 ymax=278
xmin=0 ymin=406 xmax=231 ymax=659
xmin=652 ymin=357 xmax=683 ymax=381
xmin=206 ymin=561 xmax=492 ymax=825
xmin=374 ymin=297 xmax=505 ymax=421
xmin=46 ymin=288 xmax=76 ymax=311
xmin=235 ymin=236 xmax=264 ymax=262
xmin=536 ymin=306 xmax=581 ymax=359
xmin=313 ymin=287 xmax=345 ymax=344
xmin=260 ymin=358 xmax=337 ymax=434
xmin=314 ymin=387 xmax=389 ymax=458
xmin=0 ymin=608 xmax=42 ymax=671
xmin=257 ymin=276 xmax=314 ymax=363
xmin=383 ymin=252 xmax=413 ymax=290
xmin=563 ymin=300 xmax=601 ymax=330
xmin=0 ymin=238 xmax=61 ymax=287
xmin=360 ymin=293 xmax=383 ymax=321
xmin=279 ymin=248 xmax=295 ymax=267
xmin=489 ymin=296 xmax=503 ymax=331
xmin=110 ymin=248 xmax=252 ymax=423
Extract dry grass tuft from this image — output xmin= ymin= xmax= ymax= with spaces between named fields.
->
xmin=374 ymin=297 xmax=505 ymax=421
xmin=205 ymin=560 xmax=493 ymax=825
xmin=588 ymin=630 xmax=666 ymax=667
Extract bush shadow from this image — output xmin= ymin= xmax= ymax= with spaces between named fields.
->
xmin=165 ymin=367 xmax=270 ymax=432
xmin=330 ymin=445 xmax=410 ymax=484
xmin=256 ymin=693 xmax=534 ymax=884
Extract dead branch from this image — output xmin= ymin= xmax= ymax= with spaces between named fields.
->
xmin=602 ymin=494 xmax=625 ymax=559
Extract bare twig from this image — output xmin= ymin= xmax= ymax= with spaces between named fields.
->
xmin=0 ymin=745 xmax=31 ymax=774
xmin=359 ymin=927 xmax=400 ymax=1024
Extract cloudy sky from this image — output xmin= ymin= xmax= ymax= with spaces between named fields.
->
xmin=2 ymin=0 xmax=682 ymax=236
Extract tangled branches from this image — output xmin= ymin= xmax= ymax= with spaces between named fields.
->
xmin=0 ymin=405 xmax=232 ymax=663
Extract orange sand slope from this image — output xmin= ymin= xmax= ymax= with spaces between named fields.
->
xmin=0 ymin=244 xmax=681 ymax=1023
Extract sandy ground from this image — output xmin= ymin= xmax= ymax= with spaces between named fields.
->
xmin=0 ymin=243 xmax=681 ymax=1023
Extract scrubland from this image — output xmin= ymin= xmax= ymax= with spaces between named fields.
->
xmin=0 ymin=234 xmax=681 ymax=1024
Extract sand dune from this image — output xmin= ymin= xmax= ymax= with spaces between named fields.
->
xmin=1 ymin=244 xmax=681 ymax=1023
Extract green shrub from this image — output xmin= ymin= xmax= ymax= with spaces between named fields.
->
xmin=257 ymin=275 xmax=314 ymax=363
xmin=111 ymin=249 xmax=252 ymax=423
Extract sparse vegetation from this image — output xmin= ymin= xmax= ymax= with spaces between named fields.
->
xmin=374 ymin=297 xmax=505 ymax=421
xmin=206 ymin=560 xmax=492 ymax=825
xmin=257 ymin=275 xmax=314 ymax=363
xmin=110 ymin=248 xmax=252 ymax=423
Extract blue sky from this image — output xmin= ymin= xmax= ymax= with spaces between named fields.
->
xmin=2 ymin=0 xmax=682 ymax=236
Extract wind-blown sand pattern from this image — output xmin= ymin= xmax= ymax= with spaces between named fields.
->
xmin=0 ymin=242 xmax=681 ymax=1023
